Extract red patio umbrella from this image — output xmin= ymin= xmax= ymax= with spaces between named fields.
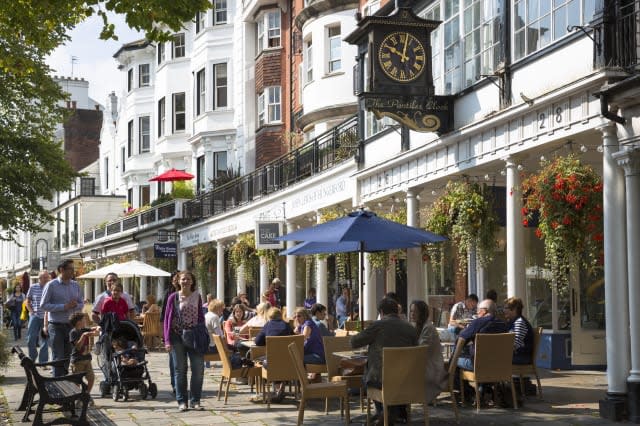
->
xmin=149 ymin=168 xmax=194 ymax=182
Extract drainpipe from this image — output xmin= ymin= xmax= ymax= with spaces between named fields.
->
xmin=600 ymin=94 xmax=625 ymax=124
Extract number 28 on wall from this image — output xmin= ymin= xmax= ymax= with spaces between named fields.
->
xmin=538 ymin=106 xmax=563 ymax=130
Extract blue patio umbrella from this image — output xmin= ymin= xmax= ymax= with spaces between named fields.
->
xmin=277 ymin=210 xmax=446 ymax=321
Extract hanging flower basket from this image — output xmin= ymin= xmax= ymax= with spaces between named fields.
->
xmin=521 ymin=154 xmax=603 ymax=291
xmin=229 ymin=233 xmax=259 ymax=284
xmin=423 ymin=180 xmax=498 ymax=273
xmin=369 ymin=207 xmax=407 ymax=271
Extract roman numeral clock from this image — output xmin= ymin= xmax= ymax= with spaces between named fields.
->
xmin=346 ymin=6 xmax=453 ymax=133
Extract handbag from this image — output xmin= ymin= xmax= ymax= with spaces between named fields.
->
xmin=174 ymin=295 xmax=210 ymax=354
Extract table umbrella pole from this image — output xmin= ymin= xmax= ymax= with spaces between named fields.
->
xmin=359 ymin=242 xmax=364 ymax=325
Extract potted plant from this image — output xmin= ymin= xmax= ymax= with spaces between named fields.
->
xmin=192 ymin=242 xmax=217 ymax=290
xmin=424 ymin=180 xmax=499 ymax=273
xmin=521 ymin=154 xmax=603 ymax=291
xmin=229 ymin=233 xmax=259 ymax=284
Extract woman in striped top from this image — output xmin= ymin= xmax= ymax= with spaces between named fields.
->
xmin=503 ymin=297 xmax=534 ymax=364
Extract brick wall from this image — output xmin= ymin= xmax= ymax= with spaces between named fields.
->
xmin=63 ymin=108 xmax=103 ymax=172
xmin=255 ymin=125 xmax=284 ymax=167
xmin=255 ymin=50 xmax=283 ymax=94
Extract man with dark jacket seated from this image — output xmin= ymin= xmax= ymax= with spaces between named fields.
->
xmin=351 ymin=297 xmax=417 ymax=425
xmin=456 ymin=299 xmax=508 ymax=371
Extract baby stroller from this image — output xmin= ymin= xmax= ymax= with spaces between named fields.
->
xmin=96 ymin=313 xmax=158 ymax=401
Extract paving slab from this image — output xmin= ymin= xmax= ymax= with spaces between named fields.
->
xmin=0 ymin=336 xmax=624 ymax=425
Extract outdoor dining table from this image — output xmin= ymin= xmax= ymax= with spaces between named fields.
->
xmin=332 ymin=349 xmax=368 ymax=360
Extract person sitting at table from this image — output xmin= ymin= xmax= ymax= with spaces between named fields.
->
xmin=351 ymin=297 xmax=417 ymax=425
xmin=101 ymin=283 xmax=130 ymax=321
xmin=254 ymin=307 xmax=293 ymax=403
xmin=224 ymin=304 xmax=247 ymax=349
xmin=335 ymin=287 xmax=351 ymax=328
xmin=293 ymin=307 xmax=325 ymax=381
xmin=304 ymin=288 xmax=317 ymax=309
xmin=448 ymin=293 xmax=478 ymax=335
xmin=239 ymin=301 xmax=270 ymax=335
xmin=455 ymin=299 xmax=508 ymax=372
xmin=409 ymin=300 xmax=448 ymax=403
xmin=503 ymin=297 xmax=534 ymax=364
xmin=141 ymin=294 xmax=160 ymax=316
xmin=310 ymin=303 xmax=334 ymax=337
xmin=205 ymin=299 xmax=225 ymax=361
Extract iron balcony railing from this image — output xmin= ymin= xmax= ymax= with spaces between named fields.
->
xmin=609 ymin=1 xmax=640 ymax=70
xmin=82 ymin=199 xmax=184 ymax=244
xmin=183 ymin=115 xmax=359 ymax=224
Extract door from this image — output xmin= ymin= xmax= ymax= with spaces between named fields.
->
xmin=570 ymin=268 xmax=606 ymax=366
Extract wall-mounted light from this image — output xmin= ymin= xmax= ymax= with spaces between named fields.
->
xmin=580 ymin=145 xmax=588 ymax=153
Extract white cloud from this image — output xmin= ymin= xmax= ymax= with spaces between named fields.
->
xmin=46 ymin=12 xmax=142 ymax=106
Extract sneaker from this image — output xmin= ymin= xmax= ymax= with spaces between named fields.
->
xmin=178 ymin=403 xmax=188 ymax=412
xmin=192 ymin=402 xmax=204 ymax=411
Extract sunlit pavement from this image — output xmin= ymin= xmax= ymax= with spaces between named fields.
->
xmin=0 ymin=335 xmax=619 ymax=425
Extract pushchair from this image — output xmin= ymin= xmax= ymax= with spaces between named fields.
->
xmin=96 ymin=313 xmax=158 ymax=401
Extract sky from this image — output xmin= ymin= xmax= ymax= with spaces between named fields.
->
xmin=46 ymin=13 xmax=143 ymax=107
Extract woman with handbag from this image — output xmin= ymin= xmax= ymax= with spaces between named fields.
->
xmin=163 ymin=270 xmax=206 ymax=412
xmin=7 ymin=285 xmax=26 ymax=341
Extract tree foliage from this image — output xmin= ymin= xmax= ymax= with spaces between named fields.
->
xmin=0 ymin=1 xmax=210 ymax=239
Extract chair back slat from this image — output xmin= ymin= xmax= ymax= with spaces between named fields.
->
xmin=141 ymin=311 xmax=161 ymax=336
xmin=248 ymin=326 xmax=263 ymax=339
xmin=212 ymin=334 xmax=232 ymax=375
xmin=323 ymin=335 xmax=353 ymax=378
xmin=265 ymin=335 xmax=304 ymax=381
xmin=381 ymin=345 xmax=428 ymax=405
xmin=287 ymin=342 xmax=309 ymax=390
xmin=473 ymin=333 xmax=515 ymax=382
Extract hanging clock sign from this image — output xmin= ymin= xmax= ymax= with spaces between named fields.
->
xmin=346 ymin=6 xmax=453 ymax=133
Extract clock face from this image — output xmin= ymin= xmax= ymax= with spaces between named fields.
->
xmin=377 ymin=31 xmax=426 ymax=83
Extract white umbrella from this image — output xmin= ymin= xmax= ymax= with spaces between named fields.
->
xmin=77 ymin=260 xmax=171 ymax=279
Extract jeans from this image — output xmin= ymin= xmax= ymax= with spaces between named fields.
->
xmin=303 ymin=352 xmax=324 ymax=364
xmin=10 ymin=309 xmax=22 ymax=340
xmin=170 ymin=332 xmax=204 ymax=406
xmin=457 ymin=356 xmax=474 ymax=371
xmin=26 ymin=316 xmax=48 ymax=363
xmin=48 ymin=322 xmax=72 ymax=377
xmin=169 ymin=354 xmax=176 ymax=391
xmin=337 ymin=315 xmax=348 ymax=328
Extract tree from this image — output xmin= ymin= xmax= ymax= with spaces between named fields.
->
xmin=0 ymin=1 xmax=211 ymax=240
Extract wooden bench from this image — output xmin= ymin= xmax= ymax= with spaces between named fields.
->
xmin=12 ymin=346 xmax=90 ymax=425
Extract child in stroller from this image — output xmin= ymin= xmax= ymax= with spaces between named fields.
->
xmin=96 ymin=314 xmax=157 ymax=401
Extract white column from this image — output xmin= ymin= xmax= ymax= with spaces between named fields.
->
xmin=386 ymin=257 xmax=396 ymax=293
xmin=123 ymin=277 xmax=131 ymax=298
xmin=139 ymin=253 xmax=148 ymax=302
xmin=237 ymin=264 xmax=246 ymax=296
xmin=93 ymin=278 xmax=101 ymax=300
xmin=178 ymin=250 xmax=187 ymax=271
xmin=316 ymin=214 xmax=328 ymax=308
xmin=286 ymin=221 xmax=297 ymax=318
xmin=157 ymin=277 xmax=166 ymax=300
xmin=601 ymin=124 xmax=630 ymax=396
xmin=615 ymin=148 xmax=640 ymax=383
xmin=468 ymin=247 xmax=478 ymax=295
xmin=216 ymin=240 xmax=225 ymax=302
xmin=477 ymin=266 xmax=487 ymax=302
xmin=406 ymin=189 xmax=423 ymax=305
xmin=83 ymin=281 xmax=92 ymax=301
xmin=363 ymin=253 xmax=376 ymax=320
xmin=259 ymin=256 xmax=269 ymax=299
xmin=204 ymin=147 xmax=214 ymax=190
xmin=505 ymin=158 xmax=526 ymax=299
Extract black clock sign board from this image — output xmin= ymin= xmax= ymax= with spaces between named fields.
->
xmin=346 ymin=6 xmax=453 ymax=133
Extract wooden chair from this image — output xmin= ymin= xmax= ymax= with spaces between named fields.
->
xmin=260 ymin=334 xmax=305 ymax=408
xmin=366 ymin=345 xmax=429 ymax=426
xmin=212 ymin=335 xmax=261 ymax=404
xmin=248 ymin=326 xmax=263 ymax=339
xmin=140 ymin=311 xmax=162 ymax=350
xmin=323 ymin=335 xmax=365 ymax=412
xmin=457 ymin=333 xmax=518 ymax=412
xmin=288 ymin=342 xmax=350 ymax=425
xmin=203 ymin=332 xmax=222 ymax=364
xmin=512 ymin=326 xmax=544 ymax=399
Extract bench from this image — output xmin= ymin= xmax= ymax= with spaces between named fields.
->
xmin=12 ymin=346 xmax=90 ymax=426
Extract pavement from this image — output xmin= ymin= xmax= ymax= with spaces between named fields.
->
xmin=0 ymin=335 xmax=624 ymax=425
